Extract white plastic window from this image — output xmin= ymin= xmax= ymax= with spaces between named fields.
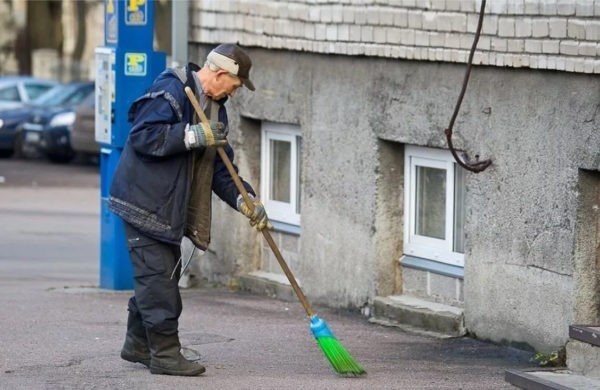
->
xmin=261 ymin=122 xmax=302 ymax=226
xmin=404 ymin=145 xmax=465 ymax=266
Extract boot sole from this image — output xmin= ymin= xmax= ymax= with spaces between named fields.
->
xmin=121 ymin=350 xmax=151 ymax=368
xmin=150 ymin=365 xmax=206 ymax=376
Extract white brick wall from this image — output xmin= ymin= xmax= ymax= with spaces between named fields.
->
xmin=191 ymin=0 xmax=600 ymax=74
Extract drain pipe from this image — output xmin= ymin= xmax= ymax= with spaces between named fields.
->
xmin=171 ymin=0 xmax=188 ymax=67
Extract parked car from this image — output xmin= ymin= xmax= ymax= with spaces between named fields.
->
xmin=0 ymin=82 xmax=71 ymax=158
xmin=0 ymin=76 xmax=57 ymax=111
xmin=70 ymin=91 xmax=99 ymax=159
xmin=18 ymin=81 xmax=95 ymax=163
xmin=0 ymin=81 xmax=94 ymax=158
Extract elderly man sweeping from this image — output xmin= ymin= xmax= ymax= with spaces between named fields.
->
xmin=109 ymin=44 xmax=269 ymax=376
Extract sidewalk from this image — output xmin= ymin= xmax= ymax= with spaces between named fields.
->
xmin=0 ymin=185 xmax=535 ymax=389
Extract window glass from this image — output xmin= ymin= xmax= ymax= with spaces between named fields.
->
xmin=415 ymin=166 xmax=446 ymax=240
xmin=33 ymin=84 xmax=91 ymax=106
xmin=33 ymin=85 xmax=71 ymax=106
xmin=25 ymin=84 xmax=54 ymax=100
xmin=62 ymin=85 xmax=94 ymax=106
xmin=0 ymin=86 xmax=20 ymax=102
xmin=270 ymin=140 xmax=291 ymax=203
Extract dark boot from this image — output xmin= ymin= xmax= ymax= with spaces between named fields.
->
xmin=146 ymin=330 xmax=205 ymax=376
xmin=120 ymin=311 xmax=151 ymax=367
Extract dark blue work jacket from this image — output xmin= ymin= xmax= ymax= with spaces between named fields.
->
xmin=109 ymin=63 xmax=254 ymax=245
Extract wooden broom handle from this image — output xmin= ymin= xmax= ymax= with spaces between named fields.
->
xmin=184 ymin=87 xmax=315 ymax=318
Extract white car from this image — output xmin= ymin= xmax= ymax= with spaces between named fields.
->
xmin=0 ymin=76 xmax=57 ymax=111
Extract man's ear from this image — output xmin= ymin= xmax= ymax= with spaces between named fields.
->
xmin=215 ymin=69 xmax=229 ymax=78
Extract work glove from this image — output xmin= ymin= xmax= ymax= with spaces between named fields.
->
xmin=184 ymin=121 xmax=227 ymax=149
xmin=237 ymin=194 xmax=272 ymax=231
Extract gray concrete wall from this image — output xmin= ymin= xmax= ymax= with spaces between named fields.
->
xmin=460 ymin=68 xmax=599 ymax=352
xmin=573 ymin=170 xmax=600 ymax=325
xmin=190 ymin=43 xmax=599 ymax=352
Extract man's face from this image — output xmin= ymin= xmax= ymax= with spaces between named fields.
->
xmin=209 ymin=70 xmax=242 ymax=100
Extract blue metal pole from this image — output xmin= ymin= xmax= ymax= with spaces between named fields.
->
xmin=98 ymin=0 xmax=166 ymax=289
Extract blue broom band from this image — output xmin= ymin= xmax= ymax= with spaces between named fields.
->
xmin=310 ymin=315 xmax=335 ymax=338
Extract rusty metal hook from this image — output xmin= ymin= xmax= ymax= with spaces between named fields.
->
xmin=445 ymin=0 xmax=491 ymax=173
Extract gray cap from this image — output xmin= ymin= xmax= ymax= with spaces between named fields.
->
xmin=207 ymin=44 xmax=255 ymax=91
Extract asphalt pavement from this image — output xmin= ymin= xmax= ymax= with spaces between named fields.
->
xmin=0 ymin=158 xmax=535 ymax=389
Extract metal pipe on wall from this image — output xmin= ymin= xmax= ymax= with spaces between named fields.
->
xmin=171 ymin=0 xmax=188 ymax=67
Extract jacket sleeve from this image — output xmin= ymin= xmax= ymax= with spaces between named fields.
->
xmin=126 ymin=79 xmax=189 ymax=158
xmin=212 ymin=144 xmax=256 ymax=210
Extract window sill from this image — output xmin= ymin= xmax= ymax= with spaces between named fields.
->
xmin=400 ymin=255 xmax=464 ymax=279
xmin=271 ymin=220 xmax=301 ymax=236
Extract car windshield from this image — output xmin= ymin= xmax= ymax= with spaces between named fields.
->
xmin=32 ymin=84 xmax=92 ymax=107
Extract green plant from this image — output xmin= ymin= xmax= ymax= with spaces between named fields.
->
xmin=530 ymin=347 xmax=566 ymax=367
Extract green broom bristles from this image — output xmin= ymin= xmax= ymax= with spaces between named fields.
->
xmin=316 ymin=336 xmax=366 ymax=376
xmin=310 ymin=315 xmax=366 ymax=376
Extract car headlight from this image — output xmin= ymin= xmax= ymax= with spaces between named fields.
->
xmin=49 ymin=112 xmax=76 ymax=128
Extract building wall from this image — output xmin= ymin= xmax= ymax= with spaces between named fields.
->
xmin=188 ymin=0 xmax=600 ymax=352
xmin=192 ymin=0 xmax=600 ymax=73
xmin=192 ymin=43 xmax=599 ymax=351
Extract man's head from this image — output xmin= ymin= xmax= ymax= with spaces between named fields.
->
xmin=199 ymin=44 xmax=255 ymax=100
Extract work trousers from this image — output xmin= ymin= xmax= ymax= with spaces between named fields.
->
xmin=124 ymin=222 xmax=182 ymax=335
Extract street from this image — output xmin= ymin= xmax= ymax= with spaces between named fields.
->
xmin=0 ymin=158 xmax=535 ymax=389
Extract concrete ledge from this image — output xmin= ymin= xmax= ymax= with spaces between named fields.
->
xmin=505 ymin=368 xmax=600 ymax=390
xmin=238 ymin=271 xmax=296 ymax=302
xmin=569 ymin=325 xmax=600 ymax=347
xmin=566 ymin=339 xmax=600 ymax=379
xmin=371 ymin=295 xmax=466 ymax=337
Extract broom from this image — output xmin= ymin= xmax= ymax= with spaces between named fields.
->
xmin=185 ymin=87 xmax=365 ymax=376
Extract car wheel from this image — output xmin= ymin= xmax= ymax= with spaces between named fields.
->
xmin=0 ymin=149 xmax=13 ymax=158
xmin=12 ymin=132 xmax=24 ymax=158
xmin=14 ymin=131 xmax=42 ymax=159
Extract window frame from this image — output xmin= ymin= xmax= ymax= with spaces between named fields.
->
xmin=404 ymin=145 xmax=465 ymax=267
xmin=260 ymin=122 xmax=302 ymax=226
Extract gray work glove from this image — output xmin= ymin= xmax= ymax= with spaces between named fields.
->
xmin=184 ymin=122 xmax=227 ymax=149
xmin=237 ymin=194 xmax=272 ymax=231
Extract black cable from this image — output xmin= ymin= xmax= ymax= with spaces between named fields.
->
xmin=444 ymin=0 xmax=492 ymax=173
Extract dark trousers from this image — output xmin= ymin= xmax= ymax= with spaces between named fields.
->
xmin=124 ymin=222 xmax=182 ymax=335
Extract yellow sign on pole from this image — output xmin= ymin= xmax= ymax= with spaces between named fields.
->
xmin=125 ymin=52 xmax=147 ymax=76
xmin=125 ymin=0 xmax=146 ymax=25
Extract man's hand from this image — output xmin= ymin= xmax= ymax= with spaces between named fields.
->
xmin=184 ymin=122 xmax=227 ymax=149
xmin=237 ymin=195 xmax=272 ymax=231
